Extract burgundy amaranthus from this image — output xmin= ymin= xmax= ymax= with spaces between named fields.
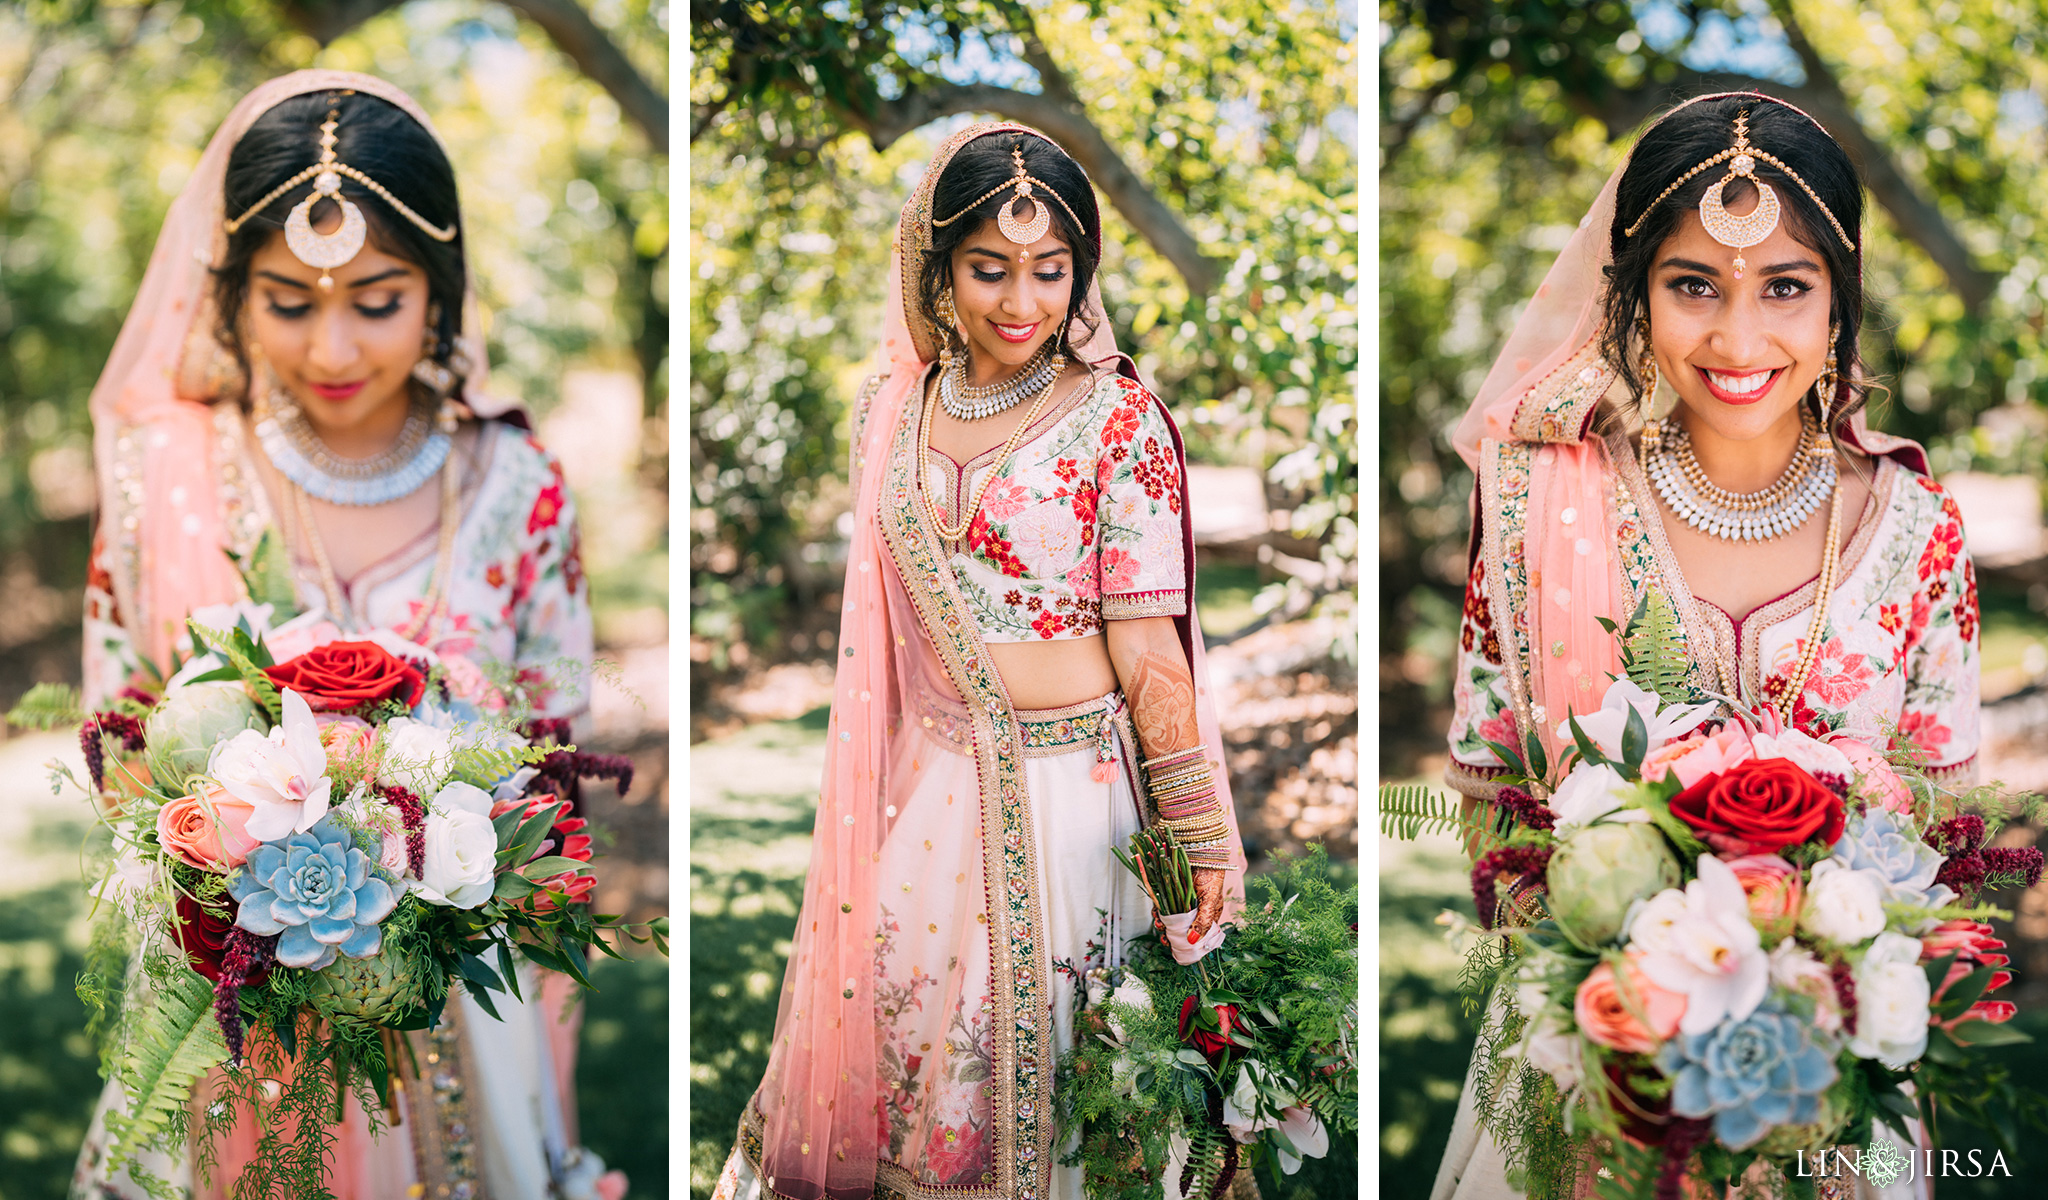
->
xmin=80 ymin=711 xmax=147 ymax=792
xmin=1982 ymin=845 xmax=2046 ymax=890
xmin=522 ymin=717 xmax=574 ymax=746
xmin=535 ymin=748 xmax=635 ymax=803
xmin=1931 ymin=814 xmax=1988 ymax=857
xmin=1654 ymin=1117 xmax=1714 ymax=1200
xmin=1492 ymin=785 xmax=1556 ymax=832
xmin=214 ymin=928 xmax=278 ymax=1065
xmin=377 ymin=785 xmax=428 ymax=877
xmin=1470 ymin=844 xmax=1553 ymax=929
xmin=1829 ymin=957 xmax=1859 ymax=1038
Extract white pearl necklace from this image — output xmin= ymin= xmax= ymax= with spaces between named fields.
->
xmin=1646 ymin=412 xmax=1835 ymax=542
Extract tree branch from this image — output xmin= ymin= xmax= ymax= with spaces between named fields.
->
xmin=279 ymin=0 xmax=667 ymax=154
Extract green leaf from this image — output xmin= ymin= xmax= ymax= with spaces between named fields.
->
xmin=1619 ymin=589 xmax=1693 ymax=704
xmin=1934 ymin=965 xmax=1998 ymax=1018
xmin=1948 ymin=1019 xmax=2034 ymax=1048
xmin=1567 ymin=715 xmax=1605 ymax=766
xmin=518 ymin=855 xmax=590 ymax=879
xmin=496 ymin=941 xmax=523 ymax=1003
xmin=101 ymin=970 xmax=228 ymax=1176
xmin=1921 ymin=1027 xmax=1966 ymax=1065
xmin=7 ymin=681 xmax=83 ymax=731
xmin=493 ymin=872 xmax=538 ymax=899
xmin=1524 ymin=728 xmax=1548 ymax=781
xmin=1923 ymin=952 xmax=1960 ymax=999
xmin=1482 ymin=737 xmax=1528 ymax=778
xmin=1377 ymin=784 xmax=1503 ymax=847
xmin=456 ymin=953 xmax=505 ymax=994
xmin=186 ymin=620 xmax=281 ymax=721
xmin=1619 ymin=704 xmax=1647 ymax=773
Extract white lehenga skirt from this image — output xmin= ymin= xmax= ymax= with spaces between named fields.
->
xmin=717 ymin=689 xmax=1150 ymax=1200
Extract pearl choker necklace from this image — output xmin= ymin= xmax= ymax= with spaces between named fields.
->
xmin=938 ymin=341 xmax=1064 ymax=421
xmin=255 ymin=401 xmax=452 ymax=507
xmin=1645 ymin=411 xmax=1836 ymax=542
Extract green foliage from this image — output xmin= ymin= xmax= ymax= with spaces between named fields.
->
xmin=691 ymin=0 xmax=1357 ymax=662
xmin=1613 ymin=590 xmax=1694 ymax=705
xmin=101 ymin=963 xmax=228 ymax=1179
xmin=186 ymin=620 xmax=283 ymax=721
xmin=7 ymin=680 xmax=86 ymax=730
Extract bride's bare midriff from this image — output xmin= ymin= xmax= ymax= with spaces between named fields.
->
xmin=991 ymin=633 xmax=1120 ymax=711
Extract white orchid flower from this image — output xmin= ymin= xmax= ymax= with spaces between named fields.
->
xmin=1559 ymin=679 xmax=1716 ymax=762
xmin=1630 ymin=855 xmax=1769 ymax=1035
xmin=208 ymin=689 xmax=332 ymax=843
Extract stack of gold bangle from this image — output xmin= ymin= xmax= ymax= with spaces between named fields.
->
xmin=1142 ymin=745 xmax=1233 ymax=868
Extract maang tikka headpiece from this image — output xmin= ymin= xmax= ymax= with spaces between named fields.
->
xmin=223 ymin=98 xmax=458 ymax=292
xmin=1623 ymin=107 xmax=1856 ymax=279
xmin=931 ymin=141 xmax=1088 ymax=260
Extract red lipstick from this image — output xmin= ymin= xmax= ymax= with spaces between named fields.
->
xmin=990 ymin=320 xmax=1040 ymax=345
xmin=1696 ymin=366 xmax=1782 ymax=407
xmin=307 ymin=380 xmax=368 ymax=402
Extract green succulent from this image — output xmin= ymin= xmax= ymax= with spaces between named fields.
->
xmin=305 ymin=942 xmax=427 ymax=1029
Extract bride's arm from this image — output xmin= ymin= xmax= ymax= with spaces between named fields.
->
xmin=1106 ymin=615 xmax=1230 ymax=939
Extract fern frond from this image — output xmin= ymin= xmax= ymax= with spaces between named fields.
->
xmin=1590 ymin=1134 xmax=1665 ymax=1200
xmin=187 ymin=621 xmax=282 ymax=721
xmin=102 ymin=968 xmax=227 ymax=1174
xmin=227 ymin=529 xmax=300 ymax=621
xmin=8 ymin=681 xmax=84 ymax=730
xmin=1620 ymin=590 xmax=1692 ymax=704
xmin=448 ymin=742 xmax=555 ymax=790
xmin=1379 ymin=783 xmax=1503 ymax=849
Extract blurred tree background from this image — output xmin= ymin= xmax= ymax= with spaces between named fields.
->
xmin=0 ymin=0 xmax=670 ymax=1194
xmin=691 ymin=1 xmax=1359 ymax=1196
xmin=1381 ymin=2 xmax=2048 ymax=1195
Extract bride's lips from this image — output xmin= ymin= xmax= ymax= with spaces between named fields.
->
xmin=306 ymin=379 xmax=368 ymax=402
xmin=1697 ymin=366 xmax=1782 ymax=407
xmin=990 ymin=319 xmax=1040 ymax=344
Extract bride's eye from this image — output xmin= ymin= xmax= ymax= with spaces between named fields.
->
xmin=1034 ymin=269 xmax=1068 ymax=284
xmin=971 ymin=267 xmax=1006 ymax=283
xmin=266 ymin=298 xmax=312 ymax=319
xmin=1666 ymin=275 xmax=1716 ymax=299
xmin=1764 ymin=278 xmax=1812 ymax=300
xmin=356 ymin=296 xmax=403 ymax=318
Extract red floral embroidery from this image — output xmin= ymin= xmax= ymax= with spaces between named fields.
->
xmin=1877 ymin=603 xmax=1901 ymax=636
xmin=1804 ymin=637 xmax=1877 ymax=708
xmin=528 ymin=482 xmax=566 ymax=535
xmin=966 ymin=511 xmax=1027 ymax=578
xmin=1031 ymin=610 xmax=1068 ymax=638
xmin=1897 ymin=709 xmax=1953 ymax=757
xmin=512 ymin=550 xmax=540 ymax=606
xmin=1003 ymin=589 xmax=1024 ymax=606
xmin=1918 ymin=521 xmax=1963 ymax=581
xmin=562 ymin=531 xmax=586 ymax=598
xmin=486 ymin=563 xmax=507 ymax=590
xmin=1055 ymin=457 xmax=1078 ymax=483
xmin=1958 ymin=559 xmax=1980 ymax=645
xmin=1101 ymin=406 xmax=1141 ymax=446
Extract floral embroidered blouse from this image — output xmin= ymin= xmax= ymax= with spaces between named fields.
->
xmin=919 ymin=369 xmax=1188 ymax=642
xmin=1447 ymin=446 xmax=1980 ymax=797
xmin=84 ymin=410 xmax=592 ymax=718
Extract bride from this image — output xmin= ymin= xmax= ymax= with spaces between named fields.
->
xmin=1434 ymin=91 xmax=1976 ymax=1200
xmin=72 ymin=71 xmax=621 ymax=1200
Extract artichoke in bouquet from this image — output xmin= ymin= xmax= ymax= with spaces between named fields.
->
xmin=146 ymin=682 xmax=269 ymax=793
xmin=306 ymin=940 xmax=429 ymax=1029
xmin=1546 ymin=822 xmax=1680 ymax=950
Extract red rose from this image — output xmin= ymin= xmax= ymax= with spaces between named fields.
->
xmin=1177 ymin=995 xmax=1242 ymax=1059
xmin=172 ymin=893 xmax=269 ymax=986
xmin=1669 ymin=758 xmax=1845 ymax=856
xmin=264 ymin=640 xmax=426 ymax=712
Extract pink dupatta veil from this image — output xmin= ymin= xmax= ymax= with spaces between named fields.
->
xmin=746 ymin=120 xmax=1245 ymax=1199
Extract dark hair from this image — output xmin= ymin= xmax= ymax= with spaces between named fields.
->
xmin=213 ymin=91 xmax=465 ymax=404
xmin=1601 ymin=94 xmax=1868 ymax=432
xmin=918 ymin=132 xmax=1101 ymax=358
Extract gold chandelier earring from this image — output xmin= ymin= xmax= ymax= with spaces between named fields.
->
xmin=1814 ymin=320 xmax=1840 ymax=438
xmin=1636 ymin=315 xmax=1661 ymax=476
xmin=935 ymin=288 xmax=960 ymax=369
xmin=411 ymin=302 xmax=458 ymax=397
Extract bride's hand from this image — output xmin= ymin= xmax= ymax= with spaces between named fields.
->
xmin=1188 ymin=867 xmax=1225 ymax=941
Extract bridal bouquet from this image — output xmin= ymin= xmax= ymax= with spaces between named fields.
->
xmin=1382 ymin=594 xmax=2047 ymax=1200
xmin=15 ymin=599 xmax=662 ymax=1200
xmin=1054 ymin=838 xmax=1357 ymax=1198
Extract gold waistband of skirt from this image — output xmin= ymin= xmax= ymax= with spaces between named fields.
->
xmin=910 ymin=678 xmax=1125 ymax=758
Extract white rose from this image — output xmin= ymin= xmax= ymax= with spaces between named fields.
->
xmin=1800 ymin=862 xmax=1889 ymax=944
xmin=378 ymin=718 xmax=456 ymax=796
xmin=432 ymin=780 xmax=495 ymax=818
xmin=1546 ymin=763 xmax=1648 ymax=837
xmin=415 ymin=808 xmax=499 ymax=908
xmin=1751 ymin=728 xmax=1855 ymax=783
xmin=1849 ymin=932 xmax=1931 ymax=1066
xmin=1517 ymin=1013 xmax=1583 ymax=1092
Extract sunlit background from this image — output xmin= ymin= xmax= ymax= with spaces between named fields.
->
xmin=691 ymin=1 xmax=1358 ymax=1195
xmin=0 ymin=2 xmax=669 ymax=1195
xmin=1381 ymin=4 xmax=2048 ymax=1196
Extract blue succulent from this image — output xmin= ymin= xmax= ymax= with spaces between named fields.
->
xmin=229 ymin=817 xmax=400 ymax=970
xmin=1830 ymin=807 xmax=1954 ymax=910
xmin=1658 ymin=1002 xmax=1839 ymax=1150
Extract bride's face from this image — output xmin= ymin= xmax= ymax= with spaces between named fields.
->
xmin=1645 ymin=210 xmax=1834 ymax=445
xmin=245 ymin=232 xmax=432 ymax=440
xmin=947 ymin=221 xmax=1074 ymax=378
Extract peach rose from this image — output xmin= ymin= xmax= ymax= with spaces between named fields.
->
xmin=1574 ymin=954 xmax=1686 ymax=1054
xmin=156 ymin=783 xmax=260 ymax=871
xmin=1725 ymin=853 xmax=1804 ymax=941
xmin=317 ymin=714 xmax=377 ymax=762
xmin=1657 ymin=725 xmax=1756 ymax=790
xmin=1834 ymin=737 xmax=1914 ymax=814
xmin=1641 ymin=732 xmax=1705 ymax=784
